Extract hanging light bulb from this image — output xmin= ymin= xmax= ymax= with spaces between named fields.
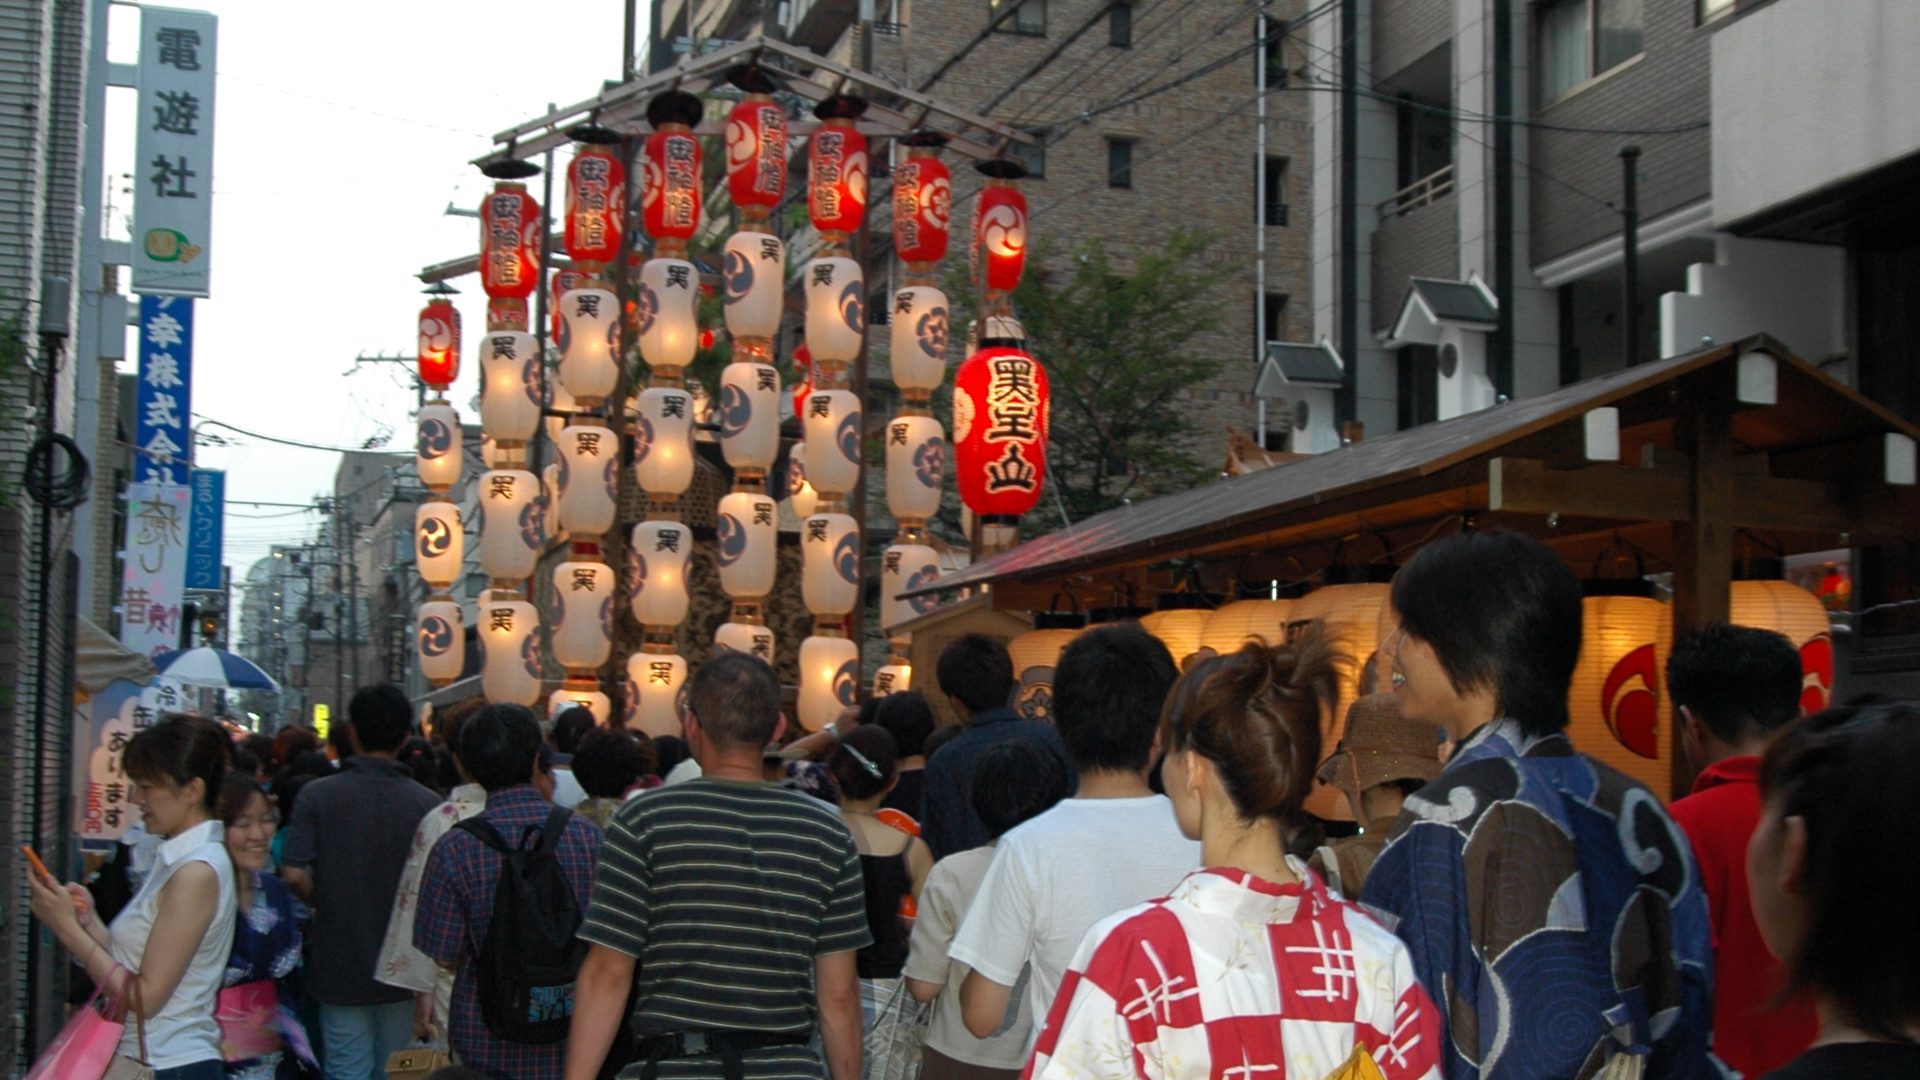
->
xmin=550 ymin=558 xmax=615 ymax=672
xmin=802 ymin=510 xmax=861 ymax=617
xmin=479 ymin=597 xmax=543 ymax=705
xmin=477 ymin=469 xmax=544 ymax=582
xmin=627 ymin=648 xmax=688 ymax=737
xmin=416 ymin=600 xmax=465 ymax=688
xmin=414 ymin=501 xmax=464 ymax=591
xmin=634 ymin=386 xmax=695 ymax=496
xmin=802 ymin=389 xmax=862 ymax=498
xmin=416 ymin=403 xmax=463 ymax=494
xmin=629 ymin=519 xmax=691 ymax=629
xmin=555 ymin=423 xmax=619 ymax=537
xmin=798 ymin=633 xmax=860 ymax=731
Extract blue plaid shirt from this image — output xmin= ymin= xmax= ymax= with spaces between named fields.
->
xmin=415 ymin=785 xmax=602 ymax=1080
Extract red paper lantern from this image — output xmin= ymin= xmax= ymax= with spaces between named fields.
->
xmin=892 ymin=135 xmax=951 ymax=266
xmin=417 ymin=298 xmax=461 ymax=391
xmin=790 ymin=341 xmax=815 ymax=418
xmin=952 ymin=346 xmax=1050 ymax=516
xmin=565 ymin=139 xmax=626 ymax=267
xmin=974 ymin=177 xmax=1029 ymax=295
xmin=642 ymin=92 xmax=704 ymax=249
xmin=725 ymin=97 xmax=787 ymax=216
xmin=480 ymin=182 xmax=540 ymax=301
xmin=808 ymin=96 xmax=869 ymax=238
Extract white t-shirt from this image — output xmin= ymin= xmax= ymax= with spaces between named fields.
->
xmin=947 ymin=797 xmax=1200 ymax=1041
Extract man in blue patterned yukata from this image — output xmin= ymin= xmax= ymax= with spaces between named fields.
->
xmin=1362 ymin=531 xmax=1725 ymax=1080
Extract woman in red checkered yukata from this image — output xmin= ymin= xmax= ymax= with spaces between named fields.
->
xmin=1024 ymin=626 xmax=1443 ymax=1080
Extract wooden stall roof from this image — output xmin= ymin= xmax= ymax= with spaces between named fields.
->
xmin=911 ymin=335 xmax=1920 ymax=608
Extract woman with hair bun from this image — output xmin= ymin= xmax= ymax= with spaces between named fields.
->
xmin=1026 ymin=628 xmax=1443 ymax=1080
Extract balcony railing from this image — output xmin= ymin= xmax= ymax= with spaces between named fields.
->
xmin=1377 ymin=164 xmax=1454 ymax=223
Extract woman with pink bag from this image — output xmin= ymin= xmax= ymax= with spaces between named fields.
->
xmin=30 ymin=716 xmax=239 ymax=1080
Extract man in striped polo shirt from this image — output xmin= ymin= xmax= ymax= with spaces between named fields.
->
xmin=563 ymin=652 xmax=871 ymax=1080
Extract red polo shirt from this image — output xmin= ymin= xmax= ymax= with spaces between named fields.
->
xmin=1668 ymin=755 xmax=1818 ymax=1077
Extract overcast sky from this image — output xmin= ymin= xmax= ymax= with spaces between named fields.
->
xmin=104 ymin=0 xmax=635 ymax=580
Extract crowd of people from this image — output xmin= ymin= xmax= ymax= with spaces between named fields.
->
xmin=26 ymin=530 xmax=1920 ymax=1080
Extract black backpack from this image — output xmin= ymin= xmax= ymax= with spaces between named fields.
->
xmin=453 ymin=806 xmax=588 ymax=1044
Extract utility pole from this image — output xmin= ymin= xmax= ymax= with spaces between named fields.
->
xmin=346 ymin=507 xmax=361 ymax=690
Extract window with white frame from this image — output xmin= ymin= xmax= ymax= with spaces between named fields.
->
xmin=1540 ymin=0 xmax=1643 ymax=102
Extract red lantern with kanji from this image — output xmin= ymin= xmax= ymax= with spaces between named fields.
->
xmin=565 ymin=130 xmax=626 ymax=268
xmin=893 ymin=132 xmax=951 ymax=267
xmin=417 ymin=297 xmax=461 ymax=391
xmin=952 ymin=345 xmax=1050 ymax=516
xmin=973 ymin=162 xmax=1029 ymax=296
xmin=725 ymin=67 xmax=787 ymax=219
xmin=808 ymin=96 xmax=869 ymax=239
xmin=642 ymin=91 xmax=704 ymax=250
xmin=480 ymin=180 xmax=540 ymax=301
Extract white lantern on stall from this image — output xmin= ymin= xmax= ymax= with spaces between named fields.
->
xmin=1732 ymin=577 xmax=1835 ymax=714
xmin=799 ymin=634 xmax=860 ymax=731
xmin=549 ymin=684 xmax=612 ymax=726
xmin=637 ymin=257 xmax=699 ymax=373
xmin=557 ymin=286 xmax=621 ymax=404
xmin=803 ymin=256 xmax=864 ymax=365
xmin=718 ymin=362 xmax=782 ymax=471
xmin=802 ymin=512 xmax=860 ymax=616
xmin=879 ymin=542 xmax=940 ymax=634
xmin=416 ymin=403 xmax=463 ymax=493
xmin=477 ymin=470 xmax=543 ymax=581
xmin=1566 ymin=581 xmax=1669 ymax=792
xmin=479 ymin=331 xmax=542 ymax=446
xmin=479 ymin=599 xmax=543 ymax=705
xmin=416 ymin=600 xmax=465 ymax=687
xmin=414 ymin=501 xmax=463 ymax=591
xmin=1287 ymin=567 xmax=1394 ymax=821
xmin=627 ymin=650 xmax=689 ymax=737
xmin=714 ymin=621 xmax=777 ymax=664
xmin=1200 ymin=597 xmax=1298 ymax=654
xmin=556 ymin=425 xmax=619 ymax=536
xmin=885 ymin=415 xmax=945 ymax=522
xmin=716 ymin=491 xmax=778 ymax=598
xmin=1008 ymin=613 xmax=1087 ymax=722
xmin=889 ymin=286 xmax=950 ymax=394
xmin=550 ymin=559 xmax=614 ymax=671
xmin=803 ymin=390 xmax=862 ymax=497
xmin=634 ymin=387 xmax=695 ymax=495
xmin=629 ymin=520 xmax=691 ymax=627
xmin=722 ymin=231 xmax=785 ymax=342
xmin=872 ymin=661 xmax=911 ymax=696
xmin=785 ymin=447 xmax=818 ymax=518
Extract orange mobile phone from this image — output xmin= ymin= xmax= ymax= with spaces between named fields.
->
xmin=21 ymin=846 xmax=88 ymax=916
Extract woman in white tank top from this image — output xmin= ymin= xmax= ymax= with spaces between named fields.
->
xmin=30 ymin=716 xmax=238 ymax=1080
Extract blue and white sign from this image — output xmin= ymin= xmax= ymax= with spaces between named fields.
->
xmin=136 ymin=294 xmax=193 ymax=484
xmin=185 ymin=468 xmax=224 ymax=589
xmin=131 ymin=6 xmax=218 ymax=297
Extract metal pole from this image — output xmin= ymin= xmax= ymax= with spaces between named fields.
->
xmin=1491 ymin=0 xmax=1515 ymax=398
xmin=1336 ymin=0 xmax=1358 ymax=423
xmin=1620 ymin=144 xmax=1641 ymax=367
xmin=623 ymin=1 xmax=637 ymax=83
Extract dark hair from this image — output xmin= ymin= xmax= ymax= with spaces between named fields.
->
xmin=397 ymin=736 xmax=441 ymax=793
xmin=687 ymin=652 xmax=782 ymax=749
xmin=269 ymin=726 xmax=320 ymax=770
xmin=971 ymin=739 xmax=1070 ymax=838
xmin=830 ymin=725 xmax=898 ymax=802
xmin=123 ymin=715 xmax=232 ymax=811
xmin=459 ymin=703 xmax=544 ymax=791
xmin=875 ymin=691 xmax=936 ymax=758
xmin=348 ymin=684 xmax=414 ymax=754
xmin=1054 ymin=623 xmax=1179 ymax=772
xmin=1758 ymin=704 xmax=1920 ymax=1041
xmin=272 ymin=750 xmax=333 ymax=824
xmin=238 ymin=734 xmax=274 ymax=768
xmin=935 ymin=633 xmax=1016 ymax=716
xmin=1161 ymin=628 xmax=1342 ymax=824
xmin=431 ymin=698 xmax=483 ymax=750
xmin=552 ymin=707 xmax=596 ymax=755
xmin=651 ymin=734 xmax=690 ymax=778
xmin=574 ymin=728 xmax=653 ymax=799
xmin=1391 ymin=530 xmax=1582 ymax=737
xmin=215 ymin=770 xmax=268 ymax=826
xmin=1667 ymin=623 xmax=1803 ymax=746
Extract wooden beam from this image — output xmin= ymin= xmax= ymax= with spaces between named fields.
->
xmin=1489 ymin=458 xmax=1688 ymax=521
xmin=1670 ymin=409 xmax=1735 ymax=798
xmin=1488 ymin=457 xmax=1902 ymax=536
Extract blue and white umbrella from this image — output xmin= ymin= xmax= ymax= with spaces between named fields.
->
xmin=151 ymin=647 xmax=281 ymax=692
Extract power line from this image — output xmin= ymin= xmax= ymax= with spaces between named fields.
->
xmin=194 ymin=418 xmax=396 ymax=454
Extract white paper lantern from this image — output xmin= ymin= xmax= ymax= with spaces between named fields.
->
xmin=879 ymin=542 xmax=940 ymax=634
xmin=1287 ymin=577 xmax=1393 ymax=821
xmin=416 ymin=403 xmax=463 ymax=493
xmin=556 ymin=424 xmax=620 ymax=536
xmin=627 ymin=651 xmax=688 ymax=738
xmin=636 ymin=257 xmax=699 ymax=372
xmin=802 ymin=512 xmax=861 ymax=616
xmin=629 ymin=520 xmax=691 ymax=628
xmin=722 ymin=231 xmax=784 ymax=342
xmin=416 ymin=600 xmax=465 ymax=686
xmin=803 ymin=256 xmax=864 ymax=364
xmin=479 ymin=331 xmax=541 ymax=446
xmin=414 ymin=501 xmax=463 ymax=591
xmin=550 ymin=560 xmax=615 ymax=671
xmin=716 ymin=491 xmax=778 ymax=598
xmin=872 ymin=662 xmax=911 ymax=697
xmin=479 ymin=599 xmax=543 ymax=705
xmin=889 ymin=286 xmax=949 ymax=394
xmin=798 ymin=635 xmax=860 ymax=731
xmin=785 ymin=446 xmax=818 ymax=518
xmin=549 ymin=686 xmax=611 ymax=726
xmin=885 ymin=414 xmax=945 ymax=523
xmin=1731 ymin=579 xmax=1835 ymax=714
xmin=634 ymin=387 xmax=696 ymax=495
xmin=477 ymin=470 xmax=544 ymax=581
xmin=557 ymin=287 xmax=621 ymax=403
xmin=718 ymin=361 xmax=781 ymax=471
xmin=1199 ymin=598 xmax=1297 ymax=654
xmin=1567 ymin=587 xmax=1669 ymax=793
xmin=803 ymin=390 xmax=862 ymax=497
xmin=714 ymin=621 xmax=777 ymax=664
xmin=1009 ymin=619 xmax=1085 ymax=722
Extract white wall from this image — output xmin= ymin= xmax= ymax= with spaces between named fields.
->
xmin=1713 ymin=1 xmax=1920 ymax=227
xmin=1659 ymin=235 xmax=1845 ymax=362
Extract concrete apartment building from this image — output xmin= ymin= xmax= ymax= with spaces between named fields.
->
xmin=652 ymin=0 xmax=1316 ymax=459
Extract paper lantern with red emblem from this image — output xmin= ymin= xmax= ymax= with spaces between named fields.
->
xmin=417 ymin=298 xmax=460 ymax=391
xmin=724 ymin=69 xmax=787 ymax=216
xmin=480 ymin=181 xmax=540 ymax=300
xmin=951 ymin=346 xmax=1050 ymax=516
xmin=1732 ymin=577 xmax=1835 ymax=714
xmin=973 ymin=162 xmax=1030 ymax=295
xmin=642 ymin=92 xmax=704 ymax=247
xmin=564 ymin=133 xmax=626 ymax=267
xmin=808 ymin=96 xmax=868 ymax=238
xmin=1566 ymin=580 xmax=1671 ymax=794
xmin=892 ymin=133 xmax=952 ymax=266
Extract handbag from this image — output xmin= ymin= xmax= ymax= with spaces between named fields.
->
xmin=861 ymin=978 xmax=929 ymax=1080
xmin=25 ymin=980 xmax=124 ymax=1080
xmin=384 ymin=1044 xmax=453 ymax=1080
